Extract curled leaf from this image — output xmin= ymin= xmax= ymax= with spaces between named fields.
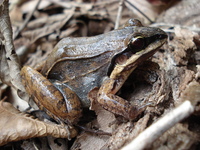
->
xmin=0 ymin=0 xmax=25 ymax=92
xmin=0 ymin=100 xmax=77 ymax=146
xmin=0 ymin=43 xmax=12 ymax=87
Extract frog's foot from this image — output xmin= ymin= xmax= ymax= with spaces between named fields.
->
xmin=127 ymin=102 xmax=153 ymax=120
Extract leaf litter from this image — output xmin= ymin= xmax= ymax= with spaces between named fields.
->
xmin=0 ymin=0 xmax=200 ymax=149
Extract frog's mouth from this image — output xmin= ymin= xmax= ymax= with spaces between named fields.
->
xmin=124 ymin=35 xmax=167 ymax=71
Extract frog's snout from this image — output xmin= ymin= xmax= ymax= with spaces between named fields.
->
xmin=158 ymin=32 xmax=168 ymax=40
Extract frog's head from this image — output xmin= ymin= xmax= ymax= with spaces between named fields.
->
xmin=125 ymin=26 xmax=168 ymax=57
xmin=108 ymin=26 xmax=167 ymax=77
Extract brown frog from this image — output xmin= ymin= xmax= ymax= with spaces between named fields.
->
xmin=21 ymin=19 xmax=167 ymax=125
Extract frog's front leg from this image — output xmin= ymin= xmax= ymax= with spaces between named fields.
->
xmin=21 ymin=66 xmax=82 ymax=124
xmin=97 ymin=77 xmax=147 ymax=120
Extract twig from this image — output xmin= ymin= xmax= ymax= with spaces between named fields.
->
xmin=14 ymin=0 xmax=41 ymax=40
xmin=49 ymin=0 xmax=119 ymax=9
xmin=121 ymin=101 xmax=194 ymax=150
xmin=125 ymin=0 xmax=153 ymax=24
xmin=115 ymin=0 xmax=124 ymax=29
xmin=150 ymin=23 xmax=200 ymax=32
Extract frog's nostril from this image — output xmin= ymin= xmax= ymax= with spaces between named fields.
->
xmin=158 ymin=33 xmax=167 ymax=39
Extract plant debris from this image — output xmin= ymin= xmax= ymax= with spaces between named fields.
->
xmin=0 ymin=0 xmax=200 ymax=149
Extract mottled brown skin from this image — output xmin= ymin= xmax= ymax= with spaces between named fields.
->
xmin=21 ymin=19 xmax=167 ymax=124
xmin=21 ymin=66 xmax=81 ymax=124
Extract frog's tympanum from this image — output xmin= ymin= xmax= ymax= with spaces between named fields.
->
xmin=21 ymin=19 xmax=167 ymax=125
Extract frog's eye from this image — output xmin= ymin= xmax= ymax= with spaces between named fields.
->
xmin=128 ymin=36 xmax=145 ymax=52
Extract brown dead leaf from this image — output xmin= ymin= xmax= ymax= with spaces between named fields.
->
xmin=0 ymin=0 xmax=25 ymax=93
xmin=157 ymin=0 xmax=200 ymax=27
xmin=154 ymin=28 xmax=198 ymax=105
xmin=0 ymin=43 xmax=13 ymax=87
xmin=146 ymin=0 xmax=172 ymax=6
xmin=22 ymin=10 xmax=74 ymax=43
xmin=71 ymin=132 xmax=110 ymax=150
xmin=0 ymin=99 xmax=77 ymax=146
xmin=103 ymin=115 xmax=150 ymax=150
xmin=10 ymin=6 xmax=23 ymax=23
xmin=20 ymin=0 xmax=51 ymax=14
xmin=179 ymin=81 xmax=200 ymax=107
xmin=27 ymin=14 xmax=68 ymax=29
xmin=151 ymin=123 xmax=198 ymax=150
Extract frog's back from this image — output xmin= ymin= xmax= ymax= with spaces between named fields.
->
xmin=47 ymin=48 xmax=114 ymax=107
xmin=41 ymin=27 xmax=135 ymax=74
xmin=43 ymin=27 xmax=135 ymax=107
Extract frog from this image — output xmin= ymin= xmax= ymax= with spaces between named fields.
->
xmin=21 ymin=19 xmax=167 ymax=125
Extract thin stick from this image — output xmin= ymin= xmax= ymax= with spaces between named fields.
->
xmin=125 ymin=0 xmax=153 ymax=24
xmin=150 ymin=23 xmax=200 ymax=32
xmin=115 ymin=0 xmax=124 ymax=29
xmin=122 ymin=101 xmax=194 ymax=150
xmin=14 ymin=0 xmax=41 ymax=40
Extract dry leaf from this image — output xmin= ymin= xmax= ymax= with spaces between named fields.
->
xmin=0 ymin=43 xmax=12 ymax=87
xmin=0 ymin=0 xmax=25 ymax=92
xmin=0 ymin=100 xmax=77 ymax=146
xmin=20 ymin=0 xmax=51 ymax=13
xmin=146 ymin=0 xmax=171 ymax=6
xmin=157 ymin=0 xmax=200 ymax=27
xmin=27 ymin=14 xmax=68 ymax=29
xmin=22 ymin=11 xmax=74 ymax=43
xmin=151 ymin=123 xmax=198 ymax=150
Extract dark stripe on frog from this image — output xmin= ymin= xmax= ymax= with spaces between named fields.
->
xmin=107 ymin=33 xmax=167 ymax=76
